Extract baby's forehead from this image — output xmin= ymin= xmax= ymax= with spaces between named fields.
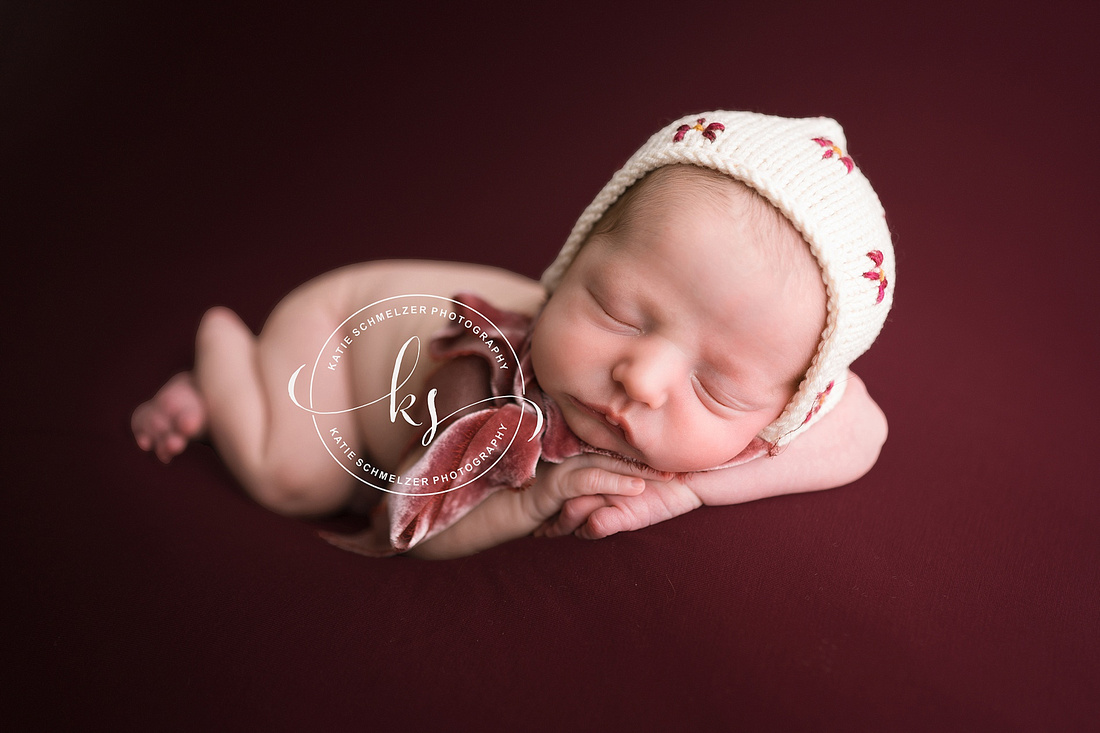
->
xmin=625 ymin=165 xmax=794 ymax=229
xmin=607 ymin=164 xmax=814 ymax=267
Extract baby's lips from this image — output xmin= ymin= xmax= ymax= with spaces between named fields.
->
xmin=572 ymin=396 xmax=636 ymax=449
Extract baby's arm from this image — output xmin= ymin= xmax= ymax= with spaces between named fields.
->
xmin=405 ymin=454 xmax=646 ymax=560
xmin=540 ymin=371 xmax=888 ymax=539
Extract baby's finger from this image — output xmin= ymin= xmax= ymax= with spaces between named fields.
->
xmin=563 ymin=467 xmax=645 ymax=500
xmin=540 ymin=495 xmax=607 ymax=538
xmin=576 ymin=506 xmax=632 ymax=540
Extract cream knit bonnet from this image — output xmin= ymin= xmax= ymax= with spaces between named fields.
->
xmin=541 ymin=111 xmax=894 ymax=448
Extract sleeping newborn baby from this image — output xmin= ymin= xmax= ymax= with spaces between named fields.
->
xmin=132 ymin=111 xmax=895 ymax=558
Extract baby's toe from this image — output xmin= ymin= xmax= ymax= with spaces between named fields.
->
xmin=146 ymin=411 xmax=172 ymax=441
xmin=157 ymin=434 xmax=187 ymax=463
xmin=173 ymin=407 xmax=204 ymax=440
xmin=131 ymin=404 xmax=160 ymax=450
xmin=155 ymin=446 xmax=175 ymax=464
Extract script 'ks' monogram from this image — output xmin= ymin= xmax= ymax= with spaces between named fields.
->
xmin=288 ymin=336 xmax=443 ymax=447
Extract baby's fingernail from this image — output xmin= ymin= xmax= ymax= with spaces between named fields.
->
xmin=630 ymin=478 xmax=645 ymax=490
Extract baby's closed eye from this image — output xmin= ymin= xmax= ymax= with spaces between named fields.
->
xmin=588 ymin=289 xmax=641 ymax=333
xmin=691 ymin=373 xmax=752 ymax=413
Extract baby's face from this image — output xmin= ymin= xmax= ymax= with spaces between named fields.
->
xmin=532 ymin=167 xmax=825 ymax=472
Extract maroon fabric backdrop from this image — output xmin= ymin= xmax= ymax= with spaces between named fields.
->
xmin=5 ymin=1 xmax=1098 ymax=730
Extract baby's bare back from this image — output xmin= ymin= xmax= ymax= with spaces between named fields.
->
xmin=273 ymin=260 xmax=545 ymax=469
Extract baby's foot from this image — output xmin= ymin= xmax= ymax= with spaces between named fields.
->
xmin=132 ymin=372 xmax=207 ymax=463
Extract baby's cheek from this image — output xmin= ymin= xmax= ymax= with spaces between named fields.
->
xmin=532 ymin=334 xmax=568 ymax=392
xmin=696 ymin=417 xmax=757 ymax=465
xmin=537 ymin=317 xmax=583 ymax=377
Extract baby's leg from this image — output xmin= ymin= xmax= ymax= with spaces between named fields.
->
xmin=193 ymin=303 xmax=359 ymax=516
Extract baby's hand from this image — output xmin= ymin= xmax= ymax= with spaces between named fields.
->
xmin=535 ymin=471 xmax=703 ymax=540
xmin=519 ymin=454 xmax=648 ymax=528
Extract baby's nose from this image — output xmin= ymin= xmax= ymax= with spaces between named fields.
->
xmin=611 ymin=339 xmax=686 ymax=409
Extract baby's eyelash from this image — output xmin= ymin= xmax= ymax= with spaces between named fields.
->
xmin=601 ymin=305 xmax=633 ymax=327
xmin=692 ymin=375 xmax=721 ymax=403
xmin=692 ymin=374 xmax=739 ymax=411
xmin=589 ymin=290 xmax=638 ymax=330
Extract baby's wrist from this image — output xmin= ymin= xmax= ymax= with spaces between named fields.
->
xmin=516 ymin=466 xmax=564 ymax=525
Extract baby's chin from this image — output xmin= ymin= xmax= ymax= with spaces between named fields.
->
xmin=595 ymin=440 xmax=731 ymax=475
xmin=559 ymin=411 xmax=651 ymax=467
xmin=634 ymin=440 xmax=759 ymax=475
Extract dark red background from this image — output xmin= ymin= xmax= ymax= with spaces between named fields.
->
xmin=4 ymin=1 xmax=1098 ymax=730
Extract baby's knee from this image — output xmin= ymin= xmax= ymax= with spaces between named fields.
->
xmin=198 ymin=305 xmax=238 ymax=330
xmin=251 ymin=465 xmax=351 ymax=518
xmin=196 ymin=306 xmax=249 ymax=350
